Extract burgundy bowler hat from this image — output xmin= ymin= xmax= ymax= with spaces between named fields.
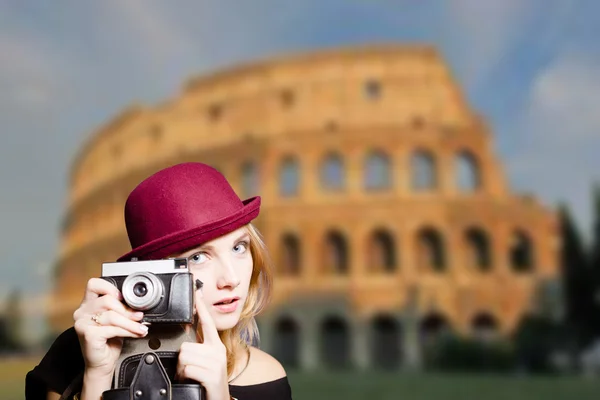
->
xmin=117 ymin=162 xmax=261 ymax=262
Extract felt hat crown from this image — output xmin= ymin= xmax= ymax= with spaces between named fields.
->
xmin=117 ymin=162 xmax=260 ymax=262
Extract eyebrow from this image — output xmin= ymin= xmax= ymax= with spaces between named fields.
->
xmin=187 ymin=233 xmax=250 ymax=255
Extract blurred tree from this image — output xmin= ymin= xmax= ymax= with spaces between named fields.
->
xmin=4 ymin=288 xmax=24 ymax=352
xmin=0 ymin=317 xmax=10 ymax=353
xmin=559 ymin=204 xmax=596 ymax=350
xmin=513 ymin=314 xmax=560 ymax=373
xmin=589 ymin=184 xmax=600 ymax=337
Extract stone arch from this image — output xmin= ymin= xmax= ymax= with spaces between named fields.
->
xmin=416 ymin=227 xmax=446 ymax=272
xmin=420 ymin=312 xmax=452 ymax=348
xmin=320 ymin=315 xmax=351 ymax=369
xmin=456 ymin=150 xmax=481 ymax=192
xmin=279 ymin=233 xmax=301 ymax=276
xmin=510 ymin=230 xmax=534 ymax=272
xmin=273 ymin=316 xmax=301 ymax=368
xmin=320 ymin=152 xmax=345 ymax=191
xmin=411 ymin=149 xmax=437 ymax=191
xmin=322 ymin=230 xmax=349 ymax=274
xmin=279 ymin=156 xmax=300 ymax=197
xmin=367 ymin=228 xmax=397 ymax=273
xmin=464 ymin=227 xmax=492 ymax=272
xmin=370 ymin=314 xmax=402 ymax=369
xmin=241 ymin=160 xmax=259 ymax=197
xmin=471 ymin=312 xmax=499 ymax=341
xmin=364 ymin=150 xmax=392 ymax=190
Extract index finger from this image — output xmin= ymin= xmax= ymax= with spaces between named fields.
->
xmin=195 ymin=289 xmax=220 ymax=345
xmin=83 ymin=278 xmax=122 ymax=303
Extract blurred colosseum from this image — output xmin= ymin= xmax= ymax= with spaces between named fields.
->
xmin=50 ymin=45 xmax=559 ymax=370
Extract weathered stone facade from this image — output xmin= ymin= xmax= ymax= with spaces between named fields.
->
xmin=51 ymin=45 xmax=559 ymax=369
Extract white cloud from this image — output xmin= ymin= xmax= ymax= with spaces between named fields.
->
xmin=527 ymin=54 xmax=600 ymax=143
xmin=103 ymin=0 xmax=194 ymax=63
xmin=446 ymin=0 xmax=537 ymax=88
xmin=0 ymin=34 xmax=59 ymax=111
xmin=509 ymin=52 xmax=600 ymax=236
xmin=445 ymin=0 xmax=578 ymax=92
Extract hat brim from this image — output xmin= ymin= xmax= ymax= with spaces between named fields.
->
xmin=116 ymin=196 xmax=261 ymax=262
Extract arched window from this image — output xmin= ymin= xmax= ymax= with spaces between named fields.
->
xmin=411 ymin=150 xmax=437 ymax=191
xmin=370 ymin=315 xmax=402 ymax=368
xmin=364 ymin=79 xmax=382 ymax=100
xmin=364 ymin=151 xmax=391 ymax=190
xmin=150 ymin=123 xmax=162 ymax=141
xmin=510 ymin=230 xmax=534 ymax=272
xmin=320 ymin=316 xmax=350 ymax=368
xmin=279 ymin=157 xmax=300 ymax=197
xmin=323 ymin=231 xmax=349 ymax=274
xmin=464 ymin=227 xmax=492 ymax=272
xmin=279 ymin=233 xmax=301 ymax=276
xmin=471 ymin=312 xmax=499 ymax=342
xmin=320 ymin=153 xmax=345 ymax=191
xmin=367 ymin=229 xmax=396 ymax=273
xmin=241 ymin=161 xmax=259 ymax=198
xmin=420 ymin=313 xmax=451 ymax=346
xmin=273 ymin=316 xmax=300 ymax=368
xmin=416 ymin=228 xmax=446 ymax=272
xmin=456 ymin=151 xmax=481 ymax=192
xmin=280 ymin=89 xmax=295 ymax=108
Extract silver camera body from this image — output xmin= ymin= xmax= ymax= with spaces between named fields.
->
xmin=101 ymin=258 xmax=194 ymax=324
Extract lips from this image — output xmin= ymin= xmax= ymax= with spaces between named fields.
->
xmin=213 ymin=297 xmax=240 ymax=313
xmin=214 ymin=296 xmax=240 ymax=306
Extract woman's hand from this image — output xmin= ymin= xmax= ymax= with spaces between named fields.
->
xmin=73 ymin=278 xmax=149 ymax=378
xmin=176 ymin=288 xmax=230 ymax=400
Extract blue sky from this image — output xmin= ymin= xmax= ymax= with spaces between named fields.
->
xmin=0 ymin=0 xmax=599 ymax=328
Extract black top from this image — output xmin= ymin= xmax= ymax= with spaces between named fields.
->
xmin=26 ymin=327 xmax=292 ymax=400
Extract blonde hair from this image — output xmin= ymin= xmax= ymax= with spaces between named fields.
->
xmin=197 ymin=223 xmax=274 ymax=377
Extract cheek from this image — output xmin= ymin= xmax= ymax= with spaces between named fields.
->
xmin=190 ymin=269 xmax=215 ymax=291
xmin=239 ymin=259 xmax=254 ymax=292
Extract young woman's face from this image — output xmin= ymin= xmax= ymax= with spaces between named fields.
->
xmin=175 ymin=227 xmax=253 ymax=331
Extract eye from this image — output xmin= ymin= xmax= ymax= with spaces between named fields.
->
xmin=188 ymin=252 xmax=208 ymax=264
xmin=233 ymin=241 xmax=249 ymax=254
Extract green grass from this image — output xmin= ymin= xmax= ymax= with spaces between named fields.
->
xmin=4 ymin=358 xmax=600 ymax=400
xmin=1 ymin=357 xmax=38 ymax=400
xmin=287 ymin=370 xmax=600 ymax=400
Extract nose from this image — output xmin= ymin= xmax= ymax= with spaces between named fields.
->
xmin=216 ymin=257 xmax=241 ymax=289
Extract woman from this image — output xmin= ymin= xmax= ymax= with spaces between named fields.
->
xmin=26 ymin=162 xmax=293 ymax=400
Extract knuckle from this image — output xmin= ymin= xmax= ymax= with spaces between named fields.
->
xmin=180 ymin=342 xmax=192 ymax=352
xmin=73 ymin=319 xmax=84 ymax=333
xmin=103 ymin=310 xmax=113 ymax=324
xmin=86 ymin=277 xmax=97 ymax=288
xmin=101 ymin=295 xmax=116 ymax=308
xmin=109 ymin=295 xmax=124 ymax=310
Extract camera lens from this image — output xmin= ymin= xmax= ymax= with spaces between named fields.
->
xmin=122 ymin=272 xmax=164 ymax=311
xmin=133 ymin=282 xmax=148 ymax=297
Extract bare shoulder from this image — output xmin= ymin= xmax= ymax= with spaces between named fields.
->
xmin=46 ymin=391 xmax=61 ymax=400
xmin=231 ymin=346 xmax=287 ymax=386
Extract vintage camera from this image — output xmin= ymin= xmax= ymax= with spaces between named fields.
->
xmin=101 ymin=258 xmax=194 ymax=324
xmin=100 ymin=258 xmax=205 ymax=399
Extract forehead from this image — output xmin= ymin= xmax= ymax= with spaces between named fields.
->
xmin=205 ymin=226 xmax=249 ymax=245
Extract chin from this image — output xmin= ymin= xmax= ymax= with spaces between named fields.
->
xmin=213 ymin=313 xmax=242 ymax=331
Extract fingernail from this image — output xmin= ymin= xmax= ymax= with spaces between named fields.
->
xmin=133 ymin=312 xmax=144 ymax=319
xmin=139 ymin=324 xmax=148 ymax=334
xmin=195 ymin=279 xmax=203 ymax=291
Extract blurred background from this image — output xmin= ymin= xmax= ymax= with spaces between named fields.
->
xmin=1 ymin=1 xmax=600 ymax=399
